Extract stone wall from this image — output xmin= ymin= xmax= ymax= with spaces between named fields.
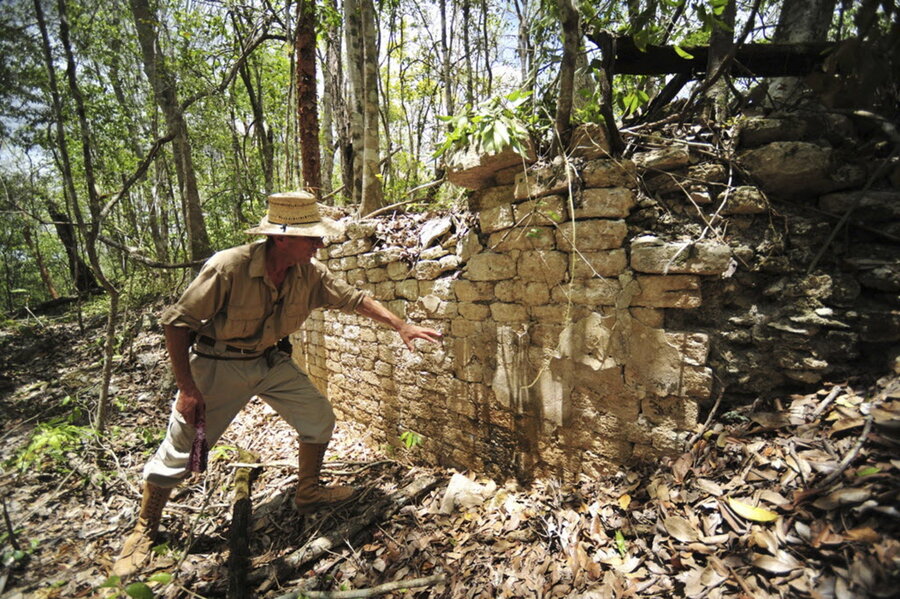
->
xmin=293 ymin=115 xmax=898 ymax=482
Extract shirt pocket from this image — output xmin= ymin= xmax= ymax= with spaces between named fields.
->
xmin=221 ymin=303 xmax=265 ymax=340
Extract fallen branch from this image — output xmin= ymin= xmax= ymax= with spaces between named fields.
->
xmin=813 ymin=414 xmax=874 ymax=491
xmin=253 ymin=474 xmax=441 ymax=583
xmin=811 ymin=385 xmax=843 ymax=418
xmin=274 ymin=573 xmax=446 ymax=599
xmin=228 ymin=449 xmax=260 ymax=599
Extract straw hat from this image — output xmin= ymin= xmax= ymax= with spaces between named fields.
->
xmin=245 ymin=191 xmax=342 ymax=238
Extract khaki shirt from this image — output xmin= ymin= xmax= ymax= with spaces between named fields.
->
xmin=160 ymin=240 xmax=365 ymax=350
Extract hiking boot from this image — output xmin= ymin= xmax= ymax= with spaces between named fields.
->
xmin=293 ymin=441 xmax=355 ymax=513
xmin=112 ymin=483 xmax=172 ymax=577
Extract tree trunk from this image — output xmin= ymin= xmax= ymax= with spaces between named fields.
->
xmin=463 ymin=0 xmax=474 ymax=106
xmin=323 ymin=0 xmax=346 ymax=203
xmin=129 ymin=0 xmax=211 ymax=263
xmin=770 ymin=0 xmax=838 ymax=106
xmin=439 ymin=0 xmax=454 ymax=118
xmin=22 ymin=226 xmax=59 ymax=300
xmin=344 ymin=0 xmax=364 ymax=204
xmin=481 ymin=0 xmax=492 ymax=95
xmin=359 ymin=0 xmax=383 ymax=215
xmin=554 ymin=0 xmax=579 ymax=153
xmin=703 ymin=0 xmax=737 ymax=121
xmin=295 ymin=0 xmax=322 ymax=195
xmin=56 ymin=0 xmax=120 ymax=432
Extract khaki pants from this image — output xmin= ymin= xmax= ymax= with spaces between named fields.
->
xmin=143 ymin=349 xmax=334 ymax=488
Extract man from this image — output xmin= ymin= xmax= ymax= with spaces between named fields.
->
xmin=113 ymin=191 xmax=442 ymax=576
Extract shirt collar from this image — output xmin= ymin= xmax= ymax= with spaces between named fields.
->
xmin=248 ymin=239 xmax=268 ymax=279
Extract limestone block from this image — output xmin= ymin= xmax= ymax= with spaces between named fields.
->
xmin=466 ymin=252 xmax=516 ymax=281
xmin=395 ymin=279 xmax=419 ymax=301
xmin=491 ymin=303 xmax=528 ymax=322
xmin=480 ymin=204 xmax=515 ymax=233
xmin=447 ymin=144 xmax=536 ymax=191
xmin=414 ymin=255 xmax=461 ymax=280
xmin=373 ymin=281 xmax=395 ymax=301
xmin=552 ymin=278 xmax=621 ymax=306
xmin=518 ymin=250 xmax=568 ymax=284
xmin=631 ymin=275 xmax=701 ymax=308
xmin=650 ymin=426 xmax=685 ymax=453
xmin=366 ymin=267 xmax=388 ymax=283
xmin=567 ymin=122 xmax=612 ymax=160
xmin=359 ymin=327 xmax=378 ymax=342
xmin=571 ymin=250 xmax=627 ymax=278
xmin=459 ymin=302 xmax=490 ymax=320
xmin=451 ymin=318 xmax=480 ymax=337
xmin=576 ymin=187 xmax=635 ymax=218
xmin=530 ymin=304 xmax=572 ymax=323
xmin=330 ymin=238 xmax=373 ymax=258
xmin=555 ymin=220 xmax=628 ymax=251
xmin=720 ymin=186 xmax=768 ymax=215
xmin=456 ymin=230 xmax=483 ymax=262
xmin=496 ymin=280 xmax=550 ymax=305
xmin=737 ymin=116 xmax=810 ymax=148
xmin=513 ymin=195 xmax=567 ymax=226
xmin=582 ymin=158 xmax=637 ymax=188
xmin=633 ymin=144 xmax=690 ymax=172
xmin=387 ymin=300 xmax=407 ymax=319
xmin=644 ymin=169 xmax=687 ymax=195
xmin=514 ymin=162 xmax=578 ymax=201
xmin=339 ymin=256 xmax=358 ymax=270
xmin=456 ymin=359 xmax=485 ymax=382
xmin=489 ymin=226 xmax=556 ymax=251
xmin=630 ymin=235 xmax=733 ymax=275
xmin=531 ymin=323 xmax=564 ymax=346
xmin=680 ymin=365 xmax=713 ymax=398
xmin=358 ymin=249 xmax=402 ymax=269
xmin=690 ymin=162 xmax=728 ymax=184
xmin=739 ymin=141 xmax=864 ymax=196
xmin=420 ymin=277 xmax=456 ymax=300
xmin=420 ymin=246 xmax=450 ymax=260
xmin=410 ymin=294 xmax=458 ymax=320
xmin=495 ymin=164 xmax=525 ymax=185
xmin=665 ymin=332 xmax=710 ymax=365
xmin=387 ymin=261 xmax=411 ymax=281
xmin=468 ymin=185 xmax=515 ymax=211
xmin=346 ymin=220 xmax=377 ymax=239
xmin=819 ymin=190 xmax=900 ymax=221
xmin=453 ymin=280 xmax=495 ymax=302
xmin=346 ymin=268 xmax=365 ymax=285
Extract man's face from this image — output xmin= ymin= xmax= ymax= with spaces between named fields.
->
xmin=271 ymin=235 xmax=325 ymax=264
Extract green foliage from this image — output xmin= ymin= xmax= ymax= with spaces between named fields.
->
xmin=100 ymin=572 xmax=173 ymax=598
xmin=1 ymin=537 xmax=40 ymax=569
xmin=615 ymin=530 xmax=628 ymax=557
xmin=434 ymin=90 xmax=535 ymax=159
xmin=11 ymin=418 xmax=94 ymax=473
xmin=399 ymin=430 xmax=423 ymax=450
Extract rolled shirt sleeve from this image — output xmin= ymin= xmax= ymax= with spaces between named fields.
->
xmin=160 ymin=257 xmax=229 ymax=331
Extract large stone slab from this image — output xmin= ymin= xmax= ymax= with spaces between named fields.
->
xmin=739 ymin=141 xmax=865 ymax=196
xmin=630 ymin=235 xmax=733 ymax=275
xmin=446 ymin=143 xmax=536 ymax=190
xmin=582 ymin=159 xmax=637 ymax=188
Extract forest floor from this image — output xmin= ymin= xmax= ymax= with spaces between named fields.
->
xmin=0 ymin=305 xmax=898 ymax=599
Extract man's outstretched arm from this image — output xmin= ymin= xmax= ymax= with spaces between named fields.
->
xmin=164 ymin=324 xmax=205 ymax=427
xmin=355 ymin=295 xmax=443 ymax=351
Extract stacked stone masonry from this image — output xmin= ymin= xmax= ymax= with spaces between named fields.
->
xmin=293 ymin=155 xmax=734 ymax=482
xmin=294 ymin=115 xmax=898 ymax=482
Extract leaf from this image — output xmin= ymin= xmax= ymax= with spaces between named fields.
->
xmin=856 ymin=466 xmax=881 ymax=477
xmin=727 ymin=498 xmax=779 ymax=522
xmin=100 ymin=576 xmax=122 ymax=589
xmin=618 ymin=494 xmax=632 ymax=509
xmin=147 ymin=572 xmax=173 ymax=584
xmin=751 ymin=553 xmax=799 ymax=574
xmin=812 ymin=487 xmax=872 ymax=510
xmin=664 ymin=516 xmax=700 ymax=542
xmin=615 ymin=530 xmax=627 ymax=557
xmin=673 ymin=45 xmax=694 ymax=60
xmin=125 ymin=582 xmax=154 ymax=599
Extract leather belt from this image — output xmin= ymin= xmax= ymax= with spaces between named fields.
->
xmin=196 ymin=335 xmax=262 ymax=355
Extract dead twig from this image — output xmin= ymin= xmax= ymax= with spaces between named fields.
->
xmin=274 ymin=573 xmax=446 ymax=599
xmin=813 ymin=414 xmax=874 ymax=491
xmin=685 ymin=386 xmax=724 ymax=450
xmin=811 ymin=385 xmax=843 ymax=418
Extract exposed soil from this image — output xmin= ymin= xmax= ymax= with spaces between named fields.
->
xmin=0 ymin=306 xmax=898 ymax=599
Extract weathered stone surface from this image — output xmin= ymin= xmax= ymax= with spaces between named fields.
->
xmin=386 ymin=261 xmax=411 ymax=280
xmin=552 ymin=278 xmax=621 ymax=306
xmin=575 ymin=187 xmax=635 ymax=218
xmin=329 ymin=238 xmax=373 ymax=258
xmin=489 ymin=227 xmax=556 ymax=251
xmin=633 ymin=144 xmax=690 ymax=172
xmin=582 ymin=158 xmax=637 ymax=188
xmin=491 ymin=303 xmax=529 ymax=322
xmin=366 ymin=267 xmax=388 ymax=283
xmin=414 ymin=255 xmax=460 ymax=279
xmin=346 ymin=220 xmax=377 ymax=239
xmin=555 ymin=220 xmax=628 ymax=251
xmin=466 ymin=253 xmax=516 ymax=281
xmin=453 ymin=280 xmax=495 ymax=302
xmin=513 ymin=195 xmax=567 ymax=226
xmin=447 ymin=144 xmax=536 ymax=190
xmin=479 ymin=204 xmax=515 ymax=233
xmin=358 ymin=249 xmax=402 ymax=269
xmin=737 ymin=116 xmax=810 ymax=148
xmin=721 ymin=185 xmax=768 ymax=215
xmin=458 ymin=302 xmax=491 ymax=320
xmin=455 ymin=230 xmax=483 ymax=262
xmin=420 ymin=246 xmax=449 ymax=261
xmin=514 ymin=162 xmax=579 ymax=200
xmin=517 ymin=251 xmax=568 ymax=284
xmin=819 ymin=190 xmax=900 ymax=220
xmin=691 ymin=162 xmax=728 ymax=184
xmin=630 ymin=235 xmax=733 ymax=275
xmin=567 ymin=122 xmax=612 ymax=160
xmin=740 ymin=141 xmax=864 ymax=195
xmin=571 ymin=250 xmax=628 ymax=278
xmin=496 ymin=280 xmax=551 ymax=305
xmin=495 ymin=164 xmax=525 ymax=185
xmin=631 ymin=275 xmax=702 ymax=308
xmin=396 ymin=279 xmax=419 ymax=300
xmin=468 ymin=185 xmax=515 ymax=212
xmin=665 ymin=332 xmax=710 ymax=365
